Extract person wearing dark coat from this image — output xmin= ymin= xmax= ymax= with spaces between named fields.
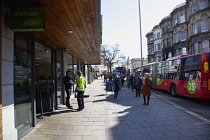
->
xmin=134 ymin=75 xmax=142 ymax=97
xmin=63 ymin=70 xmax=73 ymax=109
xmin=113 ymin=75 xmax=121 ymax=98
xmin=130 ymin=74 xmax=135 ymax=92
xmin=120 ymin=74 xmax=125 ymax=87
xmin=109 ymin=74 xmax=113 ymax=82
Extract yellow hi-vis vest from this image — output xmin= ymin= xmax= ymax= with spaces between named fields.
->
xmin=76 ymin=76 xmax=86 ymax=91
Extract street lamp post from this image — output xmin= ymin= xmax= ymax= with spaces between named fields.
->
xmin=138 ymin=0 xmax=144 ymax=78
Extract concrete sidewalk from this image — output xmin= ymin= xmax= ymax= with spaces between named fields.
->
xmin=21 ymin=78 xmax=210 ymax=140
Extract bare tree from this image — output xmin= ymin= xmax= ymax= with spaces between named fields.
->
xmin=101 ymin=44 xmax=126 ymax=73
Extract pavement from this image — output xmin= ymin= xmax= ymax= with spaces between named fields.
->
xmin=21 ymin=78 xmax=210 ymax=140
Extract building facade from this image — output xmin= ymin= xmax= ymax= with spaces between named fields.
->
xmin=126 ymin=58 xmax=148 ymax=75
xmin=152 ymin=25 xmax=162 ymax=62
xmin=159 ymin=15 xmax=173 ymax=61
xmin=146 ymin=0 xmax=210 ymax=62
xmin=146 ymin=31 xmax=154 ymax=63
xmin=0 ymin=0 xmax=102 ymax=139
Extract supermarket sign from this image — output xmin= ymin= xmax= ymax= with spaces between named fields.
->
xmin=10 ymin=8 xmax=45 ymax=31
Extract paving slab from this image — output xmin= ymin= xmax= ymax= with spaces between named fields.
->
xmin=21 ymin=78 xmax=210 ymax=140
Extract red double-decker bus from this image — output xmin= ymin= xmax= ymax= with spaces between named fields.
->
xmin=150 ymin=52 xmax=210 ymax=99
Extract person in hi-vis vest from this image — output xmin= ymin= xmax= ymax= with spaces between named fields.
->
xmin=75 ymin=71 xmax=86 ymax=111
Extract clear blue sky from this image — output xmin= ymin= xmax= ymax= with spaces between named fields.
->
xmin=101 ymin=0 xmax=186 ymax=59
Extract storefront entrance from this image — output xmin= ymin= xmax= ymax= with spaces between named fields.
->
xmin=14 ymin=33 xmax=59 ymax=138
xmin=35 ymin=42 xmax=55 ymax=114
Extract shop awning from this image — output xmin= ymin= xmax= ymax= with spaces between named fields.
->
xmin=2 ymin=0 xmax=102 ymax=64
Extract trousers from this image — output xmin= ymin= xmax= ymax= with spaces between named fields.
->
xmin=65 ymin=89 xmax=71 ymax=107
xmin=77 ymin=91 xmax=84 ymax=108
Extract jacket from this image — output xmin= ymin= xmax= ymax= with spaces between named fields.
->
xmin=142 ymin=78 xmax=151 ymax=96
xmin=76 ymin=76 xmax=86 ymax=91
xmin=113 ymin=77 xmax=121 ymax=91
xmin=134 ymin=77 xmax=142 ymax=89
xmin=63 ymin=76 xmax=72 ymax=90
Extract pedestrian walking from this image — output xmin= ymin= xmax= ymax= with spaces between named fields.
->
xmin=142 ymin=73 xmax=151 ymax=105
xmin=120 ymin=73 xmax=125 ymax=87
xmin=108 ymin=74 xmax=113 ymax=82
xmin=75 ymin=71 xmax=86 ymax=111
xmin=130 ymin=74 xmax=135 ymax=92
xmin=113 ymin=75 xmax=121 ymax=98
xmin=104 ymin=74 xmax=107 ymax=83
xmin=127 ymin=75 xmax=131 ymax=89
xmin=63 ymin=70 xmax=73 ymax=109
xmin=134 ymin=75 xmax=142 ymax=97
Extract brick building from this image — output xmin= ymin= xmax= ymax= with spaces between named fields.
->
xmin=146 ymin=0 xmax=210 ymax=63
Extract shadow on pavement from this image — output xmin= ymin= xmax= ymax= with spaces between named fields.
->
xmin=93 ymin=79 xmax=210 ymax=140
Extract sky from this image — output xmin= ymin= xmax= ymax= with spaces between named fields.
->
xmin=101 ymin=0 xmax=186 ymax=59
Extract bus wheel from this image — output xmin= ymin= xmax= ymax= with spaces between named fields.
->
xmin=171 ymin=84 xmax=177 ymax=97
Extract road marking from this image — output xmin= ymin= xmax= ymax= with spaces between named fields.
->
xmin=153 ymin=93 xmax=210 ymax=124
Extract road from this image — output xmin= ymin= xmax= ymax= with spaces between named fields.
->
xmin=151 ymin=89 xmax=210 ymax=122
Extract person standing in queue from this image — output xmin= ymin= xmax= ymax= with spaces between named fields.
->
xmin=120 ymin=73 xmax=125 ymax=87
xmin=130 ymin=74 xmax=135 ymax=92
xmin=104 ymin=74 xmax=107 ymax=83
xmin=134 ymin=74 xmax=142 ymax=97
xmin=75 ymin=71 xmax=86 ymax=111
xmin=127 ymin=75 xmax=131 ymax=89
xmin=63 ymin=70 xmax=73 ymax=109
xmin=142 ymin=73 xmax=151 ymax=105
xmin=113 ymin=75 xmax=121 ymax=99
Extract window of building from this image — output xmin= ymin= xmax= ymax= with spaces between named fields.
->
xmin=180 ymin=15 xmax=185 ymax=23
xmin=155 ymin=44 xmax=158 ymax=51
xmin=157 ymin=43 xmax=161 ymax=50
xmin=153 ymin=34 xmax=156 ymax=40
xmin=148 ymin=48 xmax=152 ymax=54
xmin=181 ymin=47 xmax=187 ymax=55
xmin=158 ymin=56 xmax=162 ymax=62
xmin=201 ymin=18 xmax=208 ymax=32
xmin=180 ymin=30 xmax=186 ymax=41
xmin=148 ymin=58 xmax=151 ymax=63
xmin=192 ymin=22 xmax=198 ymax=35
xmin=175 ymin=49 xmax=179 ymax=56
xmin=163 ymin=28 xmax=166 ymax=33
xmin=175 ymin=32 xmax=179 ymax=43
xmin=166 ymin=26 xmax=171 ymax=32
xmin=165 ymin=53 xmax=168 ymax=60
xmin=199 ymin=0 xmax=208 ymax=10
xmin=157 ymin=32 xmax=161 ymax=39
xmin=168 ymin=38 xmax=172 ymax=47
xmin=192 ymin=4 xmax=197 ymax=13
xmin=193 ymin=43 xmax=199 ymax=54
xmin=163 ymin=39 xmax=167 ymax=48
xmin=201 ymin=40 xmax=209 ymax=52
xmin=174 ymin=18 xmax=177 ymax=25
xmin=168 ymin=52 xmax=172 ymax=58
xmin=148 ymin=48 xmax=151 ymax=54
xmin=149 ymin=38 xmax=153 ymax=43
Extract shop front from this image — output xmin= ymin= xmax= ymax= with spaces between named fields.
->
xmin=13 ymin=32 xmax=66 ymax=138
xmin=13 ymin=32 xmax=86 ymax=139
xmin=1 ymin=0 xmax=102 ymax=139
